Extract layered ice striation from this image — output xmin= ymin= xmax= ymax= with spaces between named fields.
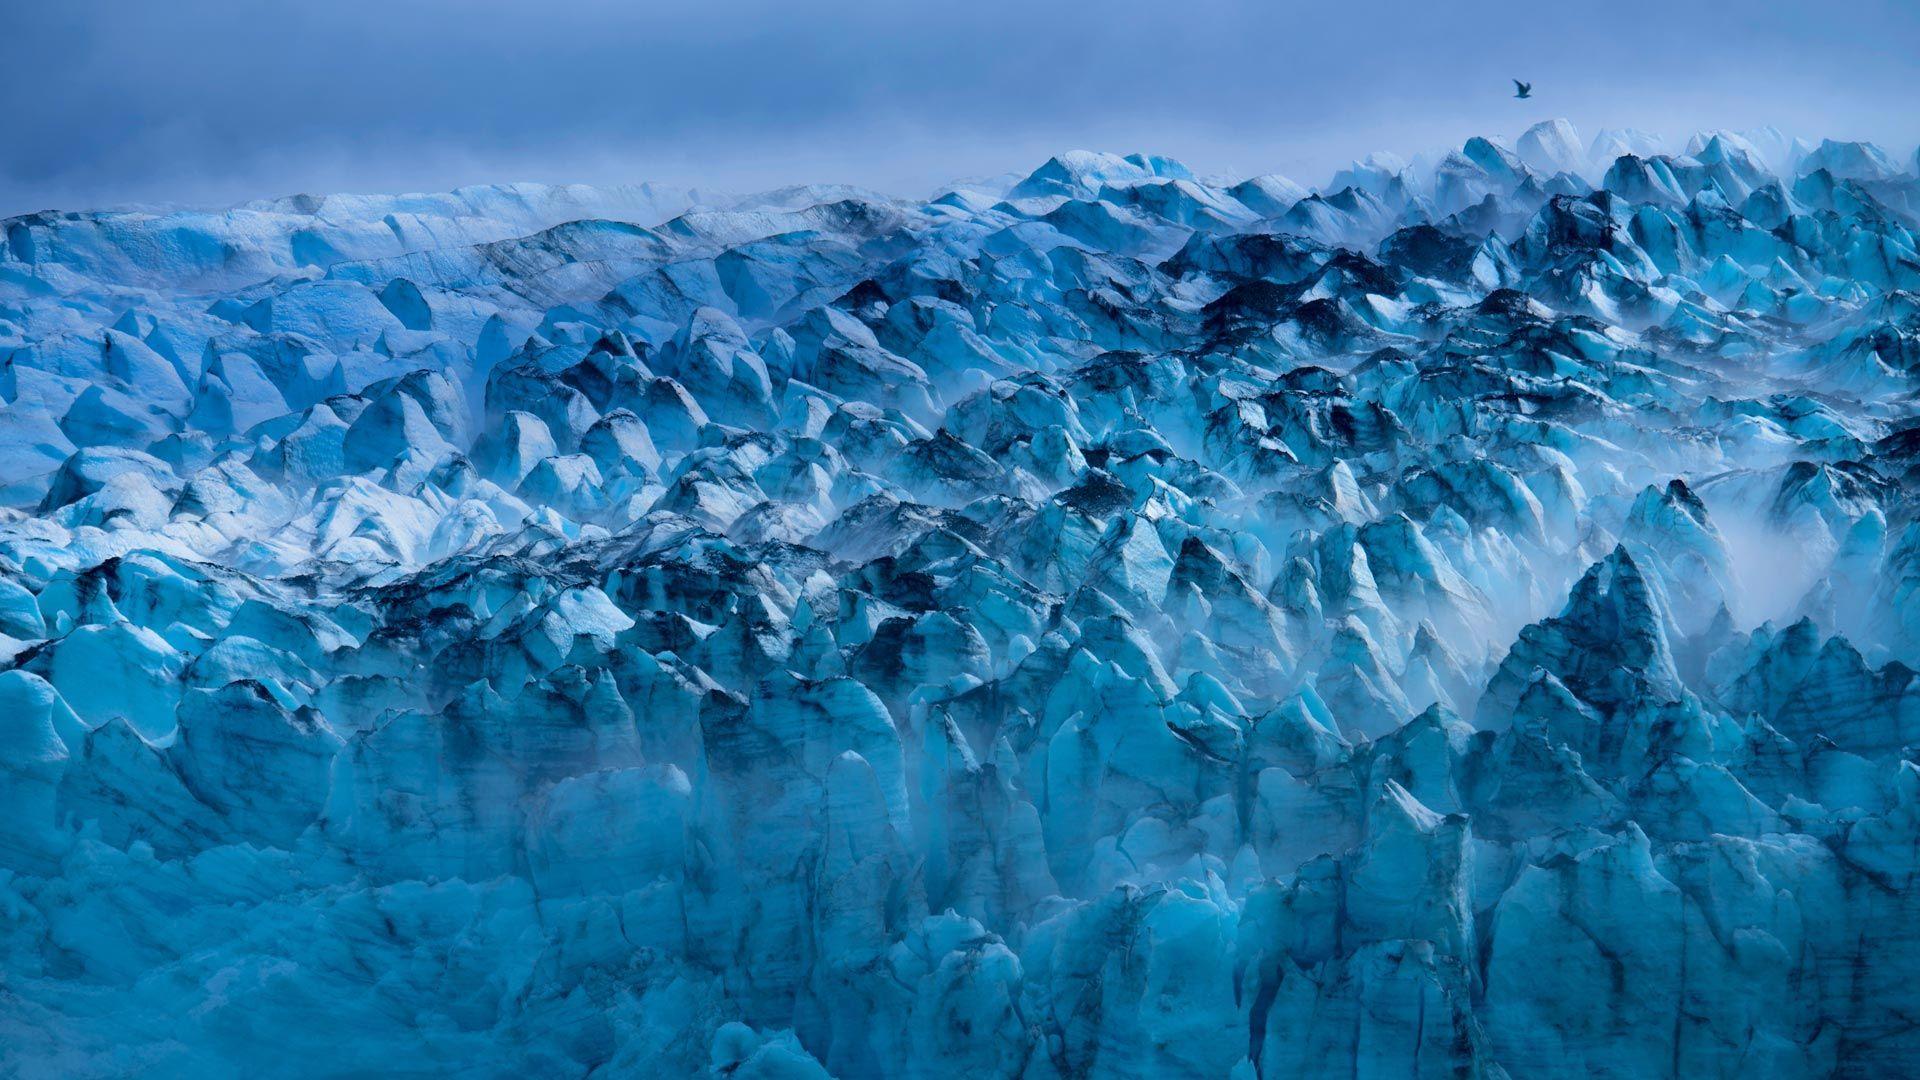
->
xmin=5 ymin=122 xmax=1920 ymax=1076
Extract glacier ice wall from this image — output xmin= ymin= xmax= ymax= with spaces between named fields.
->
xmin=6 ymin=126 xmax=1920 ymax=1076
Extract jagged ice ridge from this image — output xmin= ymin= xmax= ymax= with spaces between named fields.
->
xmin=5 ymin=121 xmax=1920 ymax=1076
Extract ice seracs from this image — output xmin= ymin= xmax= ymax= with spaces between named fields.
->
xmin=3 ymin=120 xmax=1920 ymax=1075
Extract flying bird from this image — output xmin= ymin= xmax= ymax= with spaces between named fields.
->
xmin=1513 ymin=80 xmax=1533 ymax=99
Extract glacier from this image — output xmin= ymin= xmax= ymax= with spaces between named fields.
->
xmin=4 ymin=121 xmax=1920 ymax=1076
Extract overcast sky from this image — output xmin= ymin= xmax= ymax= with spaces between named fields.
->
xmin=5 ymin=0 xmax=1916 ymax=215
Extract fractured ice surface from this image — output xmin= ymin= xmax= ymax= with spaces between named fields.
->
xmin=5 ymin=123 xmax=1920 ymax=1076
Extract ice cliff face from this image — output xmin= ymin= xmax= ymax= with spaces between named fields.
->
xmin=5 ymin=121 xmax=1920 ymax=1077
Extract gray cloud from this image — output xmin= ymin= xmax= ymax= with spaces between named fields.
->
xmin=5 ymin=0 xmax=1917 ymax=214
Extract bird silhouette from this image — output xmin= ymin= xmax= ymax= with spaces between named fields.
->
xmin=1513 ymin=80 xmax=1533 ymax=99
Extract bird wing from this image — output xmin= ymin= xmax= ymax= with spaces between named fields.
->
xmin=1514 ymin=80 xmax=1529 ymax=93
